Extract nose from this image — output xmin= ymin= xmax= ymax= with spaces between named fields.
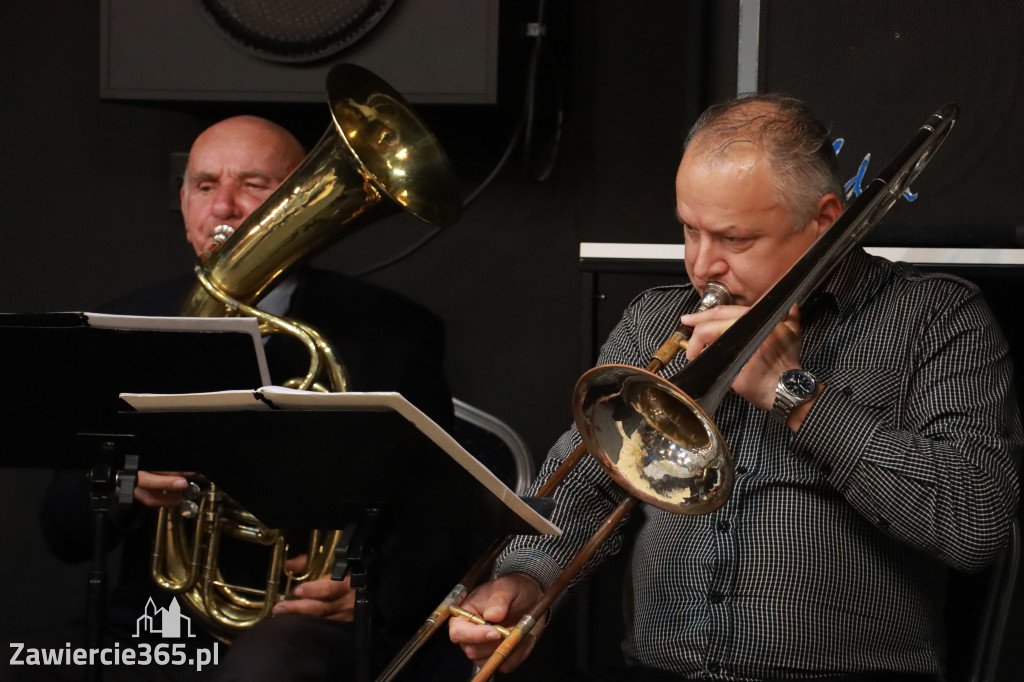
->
xmin=687 ymin=239 xmax=726 ymax=284
xmin=210 ymin=182 xmax=242 ymax=222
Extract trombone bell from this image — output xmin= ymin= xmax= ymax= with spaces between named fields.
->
xmin=573 ymin=364 xmax=734 ymax=515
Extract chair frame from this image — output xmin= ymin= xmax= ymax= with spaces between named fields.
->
xmin=453 ymin=398 xmax=535 ymax=495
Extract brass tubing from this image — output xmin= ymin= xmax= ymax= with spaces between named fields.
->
xmin=449 ymin=608 xmax=511 ymax=637
xmin=195 ymin=268 xmax=331 ymax=391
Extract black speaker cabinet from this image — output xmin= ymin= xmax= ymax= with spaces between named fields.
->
xmin=756 ymin=0 xmax=1023 ymax=247
xmin=100 ymin=0 xmax=499 ymax=104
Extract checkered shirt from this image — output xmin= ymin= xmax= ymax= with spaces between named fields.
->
xmin=496 ymin=247 xmax=1022 ymax=680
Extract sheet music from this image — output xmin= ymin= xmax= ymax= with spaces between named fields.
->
xmin=85 ymin=313 xmax=271 ymax=386
xmin=120 ymin=387 xmax=561 ymax=536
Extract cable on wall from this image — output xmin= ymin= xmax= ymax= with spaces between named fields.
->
xmin=352 ymin=0 xmax=564 ymax=277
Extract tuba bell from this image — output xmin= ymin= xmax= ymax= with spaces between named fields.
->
xmin=151 ymin=63 xmax=461 ymax=641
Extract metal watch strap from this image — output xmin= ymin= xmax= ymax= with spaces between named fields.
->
xmin=772 ymin=389 xmax=801 ymax=423
xmin=772 ymin=369 xmax=818 ymax=423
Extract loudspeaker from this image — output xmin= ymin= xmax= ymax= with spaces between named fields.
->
xmin=100 ymin=0 xmax=499 ymax=104
xmin=756 ymin=0 xmax=1024 ymax=247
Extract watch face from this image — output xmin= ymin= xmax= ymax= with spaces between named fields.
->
xmin=781 ymin=369 xmax=817 ymax=398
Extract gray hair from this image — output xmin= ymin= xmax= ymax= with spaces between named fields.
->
xmin=684 ymin=94 xmax=844 ymax=226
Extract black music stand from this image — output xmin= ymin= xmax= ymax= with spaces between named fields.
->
xmin=0 ymin=312 xmax=269 ymax=460
xmin=120 ymin=388 xmax=558 ymax=682
xmin=0 ymin=312 xmax=269 ymax=682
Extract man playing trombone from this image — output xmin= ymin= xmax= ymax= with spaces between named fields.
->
xmin=449 ymin=94 xmax=1022 ymax=681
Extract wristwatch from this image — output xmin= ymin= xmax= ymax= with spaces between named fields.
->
xmin=772 ymin=368 xmax=820 ymax=423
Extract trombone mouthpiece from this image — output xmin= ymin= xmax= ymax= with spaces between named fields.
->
xmin=698 ymin=281 xmax=732 ymax=311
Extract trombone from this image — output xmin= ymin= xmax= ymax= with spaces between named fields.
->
xmin=379 ymin=103 xmax=958 ymax=682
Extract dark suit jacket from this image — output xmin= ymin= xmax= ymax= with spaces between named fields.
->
xmin=39 ymin=268 xmax=458 ymax=645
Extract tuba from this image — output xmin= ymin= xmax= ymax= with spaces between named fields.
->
xmin=377 ymin=103 xmax=958 ymax=681
xmin=151 ymin=63 xmax=461 ymax=641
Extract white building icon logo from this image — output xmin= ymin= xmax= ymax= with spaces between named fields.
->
xmin=133 ymin=597 xmax=196 ymax=638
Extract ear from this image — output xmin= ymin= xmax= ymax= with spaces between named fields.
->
xmin=811 ymin=192 xmax=843 ymax=236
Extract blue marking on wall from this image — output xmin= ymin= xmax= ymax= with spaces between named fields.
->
xmin=833 ymin=138 xmax=918 ymax=202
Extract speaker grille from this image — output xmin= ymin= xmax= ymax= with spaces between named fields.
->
xmin=197 ymin=0 xmax=396 ymax=63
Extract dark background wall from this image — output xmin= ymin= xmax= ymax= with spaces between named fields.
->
xmin=1 ymin=1 xmax=1021 ymax=680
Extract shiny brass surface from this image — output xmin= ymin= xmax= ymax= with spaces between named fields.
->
xmin=153 ymin=63 xmax=461 ymax=639
xmin=449 ymin=607 xmax=511 ymax=637
xmin=574 ymin=280 xmax=735 ymax=515
xmin=150 ymin=476 xmax=300 ymax=641
xmin=574 ymin=364 xmax=733 ymax=515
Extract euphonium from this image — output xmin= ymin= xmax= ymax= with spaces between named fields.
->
xmin=151 ymin=63 xmax=461 ymax=641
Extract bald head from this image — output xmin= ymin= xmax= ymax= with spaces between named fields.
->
xmin=180 ymin=116 xmax=306 ymax=257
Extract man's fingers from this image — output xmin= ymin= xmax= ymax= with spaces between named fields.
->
xmin=500 ymin=630 xmax=541 ymax=674
xmin=681 ymin=304 xmax=746 ymax=325
xmin=681 ymin=304 xmax=749 ymax=360
xmin=283 ymin=554 xmax=309 ymax=573
xmin=293 ymin=577 xmax=352 ymax=602
xmin=136 ymin=471 xmax=189 ymax=491
xmin=457 ymin=621 xmax=542 ymax=674
xmin=481 ymin=599 xmax=512 ymax=624
xmin=452 ymin=622 xmax=504 ymax=669
xmin=133 ymin=488 xmax=185 ymax=508
xmin=684 ymin=319 xmax=732 ymax=359
xmin=450 ymin=616 xmax=503 ymax=645
xmin=272 ymin=598 xmax=332 ymax=619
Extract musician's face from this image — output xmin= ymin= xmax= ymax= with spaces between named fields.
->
xmin=180 ymin=117 xmax=304 ymax=258
xmin=677 ymin=143 xmax=839 ymax=306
